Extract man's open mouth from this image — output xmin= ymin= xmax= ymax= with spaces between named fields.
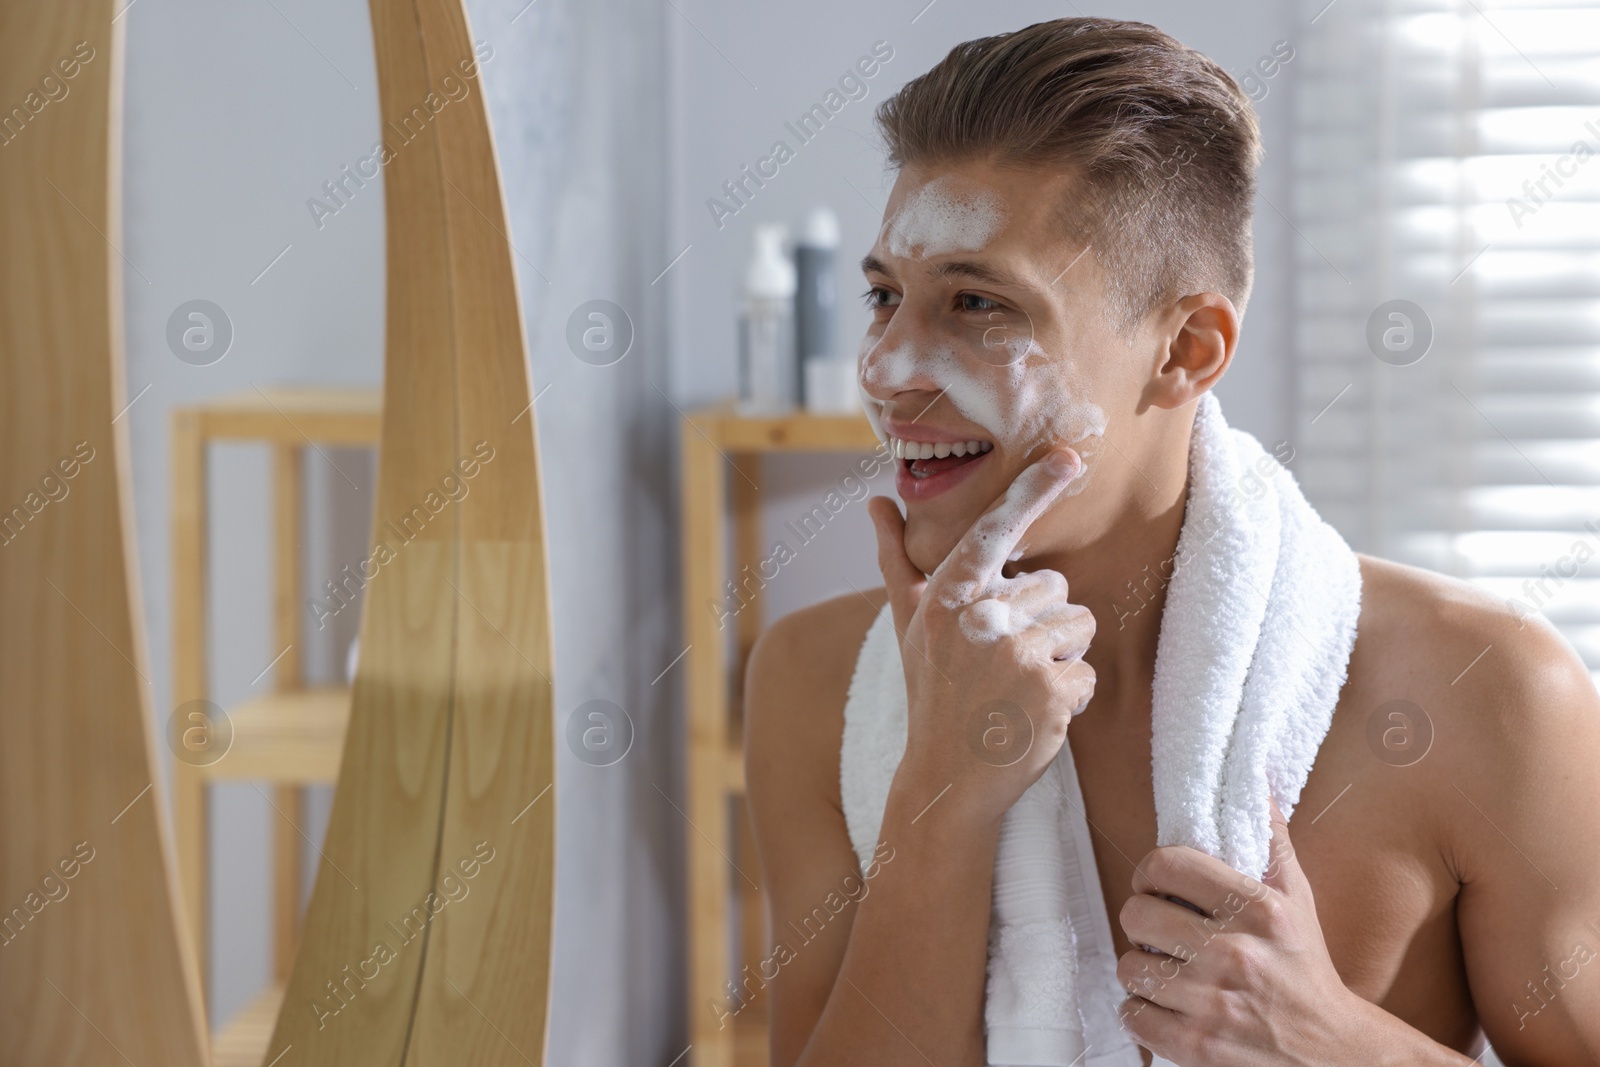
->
xmin=888 ymin=434 xmax=994 ymax=479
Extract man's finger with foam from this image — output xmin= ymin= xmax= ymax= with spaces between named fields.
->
xmin=930 ymin=447 xmax=1082 ymax=607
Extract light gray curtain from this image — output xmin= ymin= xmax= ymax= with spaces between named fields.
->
xmin=472 ymin=0 xmax=683 ymax=1062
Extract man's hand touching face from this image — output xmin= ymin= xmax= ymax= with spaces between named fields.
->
xmin=868 ymin=448 xmax=1098 ymax=830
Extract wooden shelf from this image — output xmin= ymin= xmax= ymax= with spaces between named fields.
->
xmin=172 ymin=386 xmax=384 ymax=1022
xmin=684 ymin=400 xmax=879 ymax=454
xmin=182 ymin=385 xmax=381 ymax=445
xmin=212 ymin=984 xmax=285 ymax=1067
xmin=681 ymin=403 xmax=877 ymax=1067
xmin=201 ymin=686 xmax=351 ymax=783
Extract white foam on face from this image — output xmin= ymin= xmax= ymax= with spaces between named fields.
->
xmin=857 ymin=334 xmax=912 ymax=445
xmin=883 ymin=175 xmax=1008 ymax=260
xmin=859 ymin=332 xmax=1109 ymax=497
xmin=858 ymin=174 xmax=1109 ymax=508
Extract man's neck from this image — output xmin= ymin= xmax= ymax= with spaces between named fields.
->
xmin=1024 ymin=447 xmax=1192 ymax=712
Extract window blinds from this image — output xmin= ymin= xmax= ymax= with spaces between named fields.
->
xmin=1293 ymin=0 xmax=1600 ymax=679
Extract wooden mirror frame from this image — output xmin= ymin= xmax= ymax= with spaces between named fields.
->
xmin=0 ymin=1 xmax=557 ymax=1063
xmin=268 ymin=0 xmax=557 ymax=1060
xmin=0 ymin=3 xmax=211 ymax=1064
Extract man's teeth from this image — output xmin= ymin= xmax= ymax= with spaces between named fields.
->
xmin=888 ymin=436 xmax=994 ymax=461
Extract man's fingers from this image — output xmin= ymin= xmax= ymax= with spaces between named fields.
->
xmin=868 ymin=495 xmax=925 ymax=635
xmin=1261 ymin=796 xmax=1310 ymax=898
xmin=933 ymin=448 xmax=1082 ymax=597
xmin=1131 ymin=846 xmax=1253 ymax=920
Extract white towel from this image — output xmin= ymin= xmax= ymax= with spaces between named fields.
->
xmin=839 ymin=392 xmax=1362 ymax=1065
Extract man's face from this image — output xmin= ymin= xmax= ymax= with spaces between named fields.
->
xmin=858 ymin=159 xmax=1153 ymax=574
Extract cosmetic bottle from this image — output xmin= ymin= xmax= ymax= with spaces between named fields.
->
xmin=737 ymin=223 xmax=796 ymax=414
xmin=796 ymin=207 xmax=859 ymax=414
xmin=795 ymin=206 xmax=839 ymax=399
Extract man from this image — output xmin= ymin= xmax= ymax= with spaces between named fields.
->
xmin=743 ymin=17 xmax=1600 ymax=1067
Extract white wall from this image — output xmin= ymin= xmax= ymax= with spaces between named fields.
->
xmin=667 ymin=0 xmax=1300 ymax=630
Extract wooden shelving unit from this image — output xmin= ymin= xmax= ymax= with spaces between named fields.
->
xmin=211 ymin=986 xmax=286 ymax=1067
xmin=680 ymin=401 xmax=880 ymax=1067
xmin=173 ymin=390 xmax=876 ymax=1065
xmin=170 ymin=386 xmax=381 ymax=1063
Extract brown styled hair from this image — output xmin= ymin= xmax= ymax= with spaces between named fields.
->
xmin=874 ymin=18 xmax=1262 ymax=333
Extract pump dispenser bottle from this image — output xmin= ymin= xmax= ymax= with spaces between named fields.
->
xmin=737 ymin=223 xmax=797 ymax=414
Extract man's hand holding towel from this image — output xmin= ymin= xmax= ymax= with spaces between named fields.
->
xmin=1116 ymin=800 xmax=1389 ymax=1066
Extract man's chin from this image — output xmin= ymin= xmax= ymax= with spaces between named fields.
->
xmin=901 ymin=519 xmax=963 ymax=578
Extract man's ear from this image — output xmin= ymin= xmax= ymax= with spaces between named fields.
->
xmin=1143 ymin=293 xmax=1239 ymax=411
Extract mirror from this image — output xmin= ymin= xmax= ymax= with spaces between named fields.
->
xmin=0 ymin=1 xmax=555 ymax=1064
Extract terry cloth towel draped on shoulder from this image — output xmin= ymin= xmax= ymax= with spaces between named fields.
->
xmin=838 ymin=392 xmax=1362 ymax=1066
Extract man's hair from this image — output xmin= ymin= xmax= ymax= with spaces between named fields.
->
xmin=874 ymin=18 xmax=1262 ymax=333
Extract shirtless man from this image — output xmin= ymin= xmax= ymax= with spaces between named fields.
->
xmin=743 ymin=18 xmax=1600 ymax=1067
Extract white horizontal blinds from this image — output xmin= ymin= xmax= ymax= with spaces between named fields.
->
xmin=1293 ymin=0 xmax=1600 ymax=676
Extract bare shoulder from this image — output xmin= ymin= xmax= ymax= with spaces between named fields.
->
xmin=744 ymin=587 xmax=890 ymax=811
xmin=1341 ymin=554 xmax=1600 ymax=860
xmin=747 ymin=587 xmax=889 ymax=705
xmin=1345 ymin=561 xmax=1600 ymax=1054
xmin=1352 ymin=554 xmax=1595 ymax=732
xmin=741 ymin=589 xmax=892 ymax=1061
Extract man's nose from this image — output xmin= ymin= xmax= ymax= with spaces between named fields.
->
xmin=858 ymin=320 xmax=947 ymax=400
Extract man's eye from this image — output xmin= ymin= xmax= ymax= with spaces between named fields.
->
xmin=861 ymin=286 xmax=900 ymax=310
xmin=960 ymin=293 xmax=1001 ymax=313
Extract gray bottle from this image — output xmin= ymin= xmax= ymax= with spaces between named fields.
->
xmin=794 ymin=207 xmax=840 ymax=403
